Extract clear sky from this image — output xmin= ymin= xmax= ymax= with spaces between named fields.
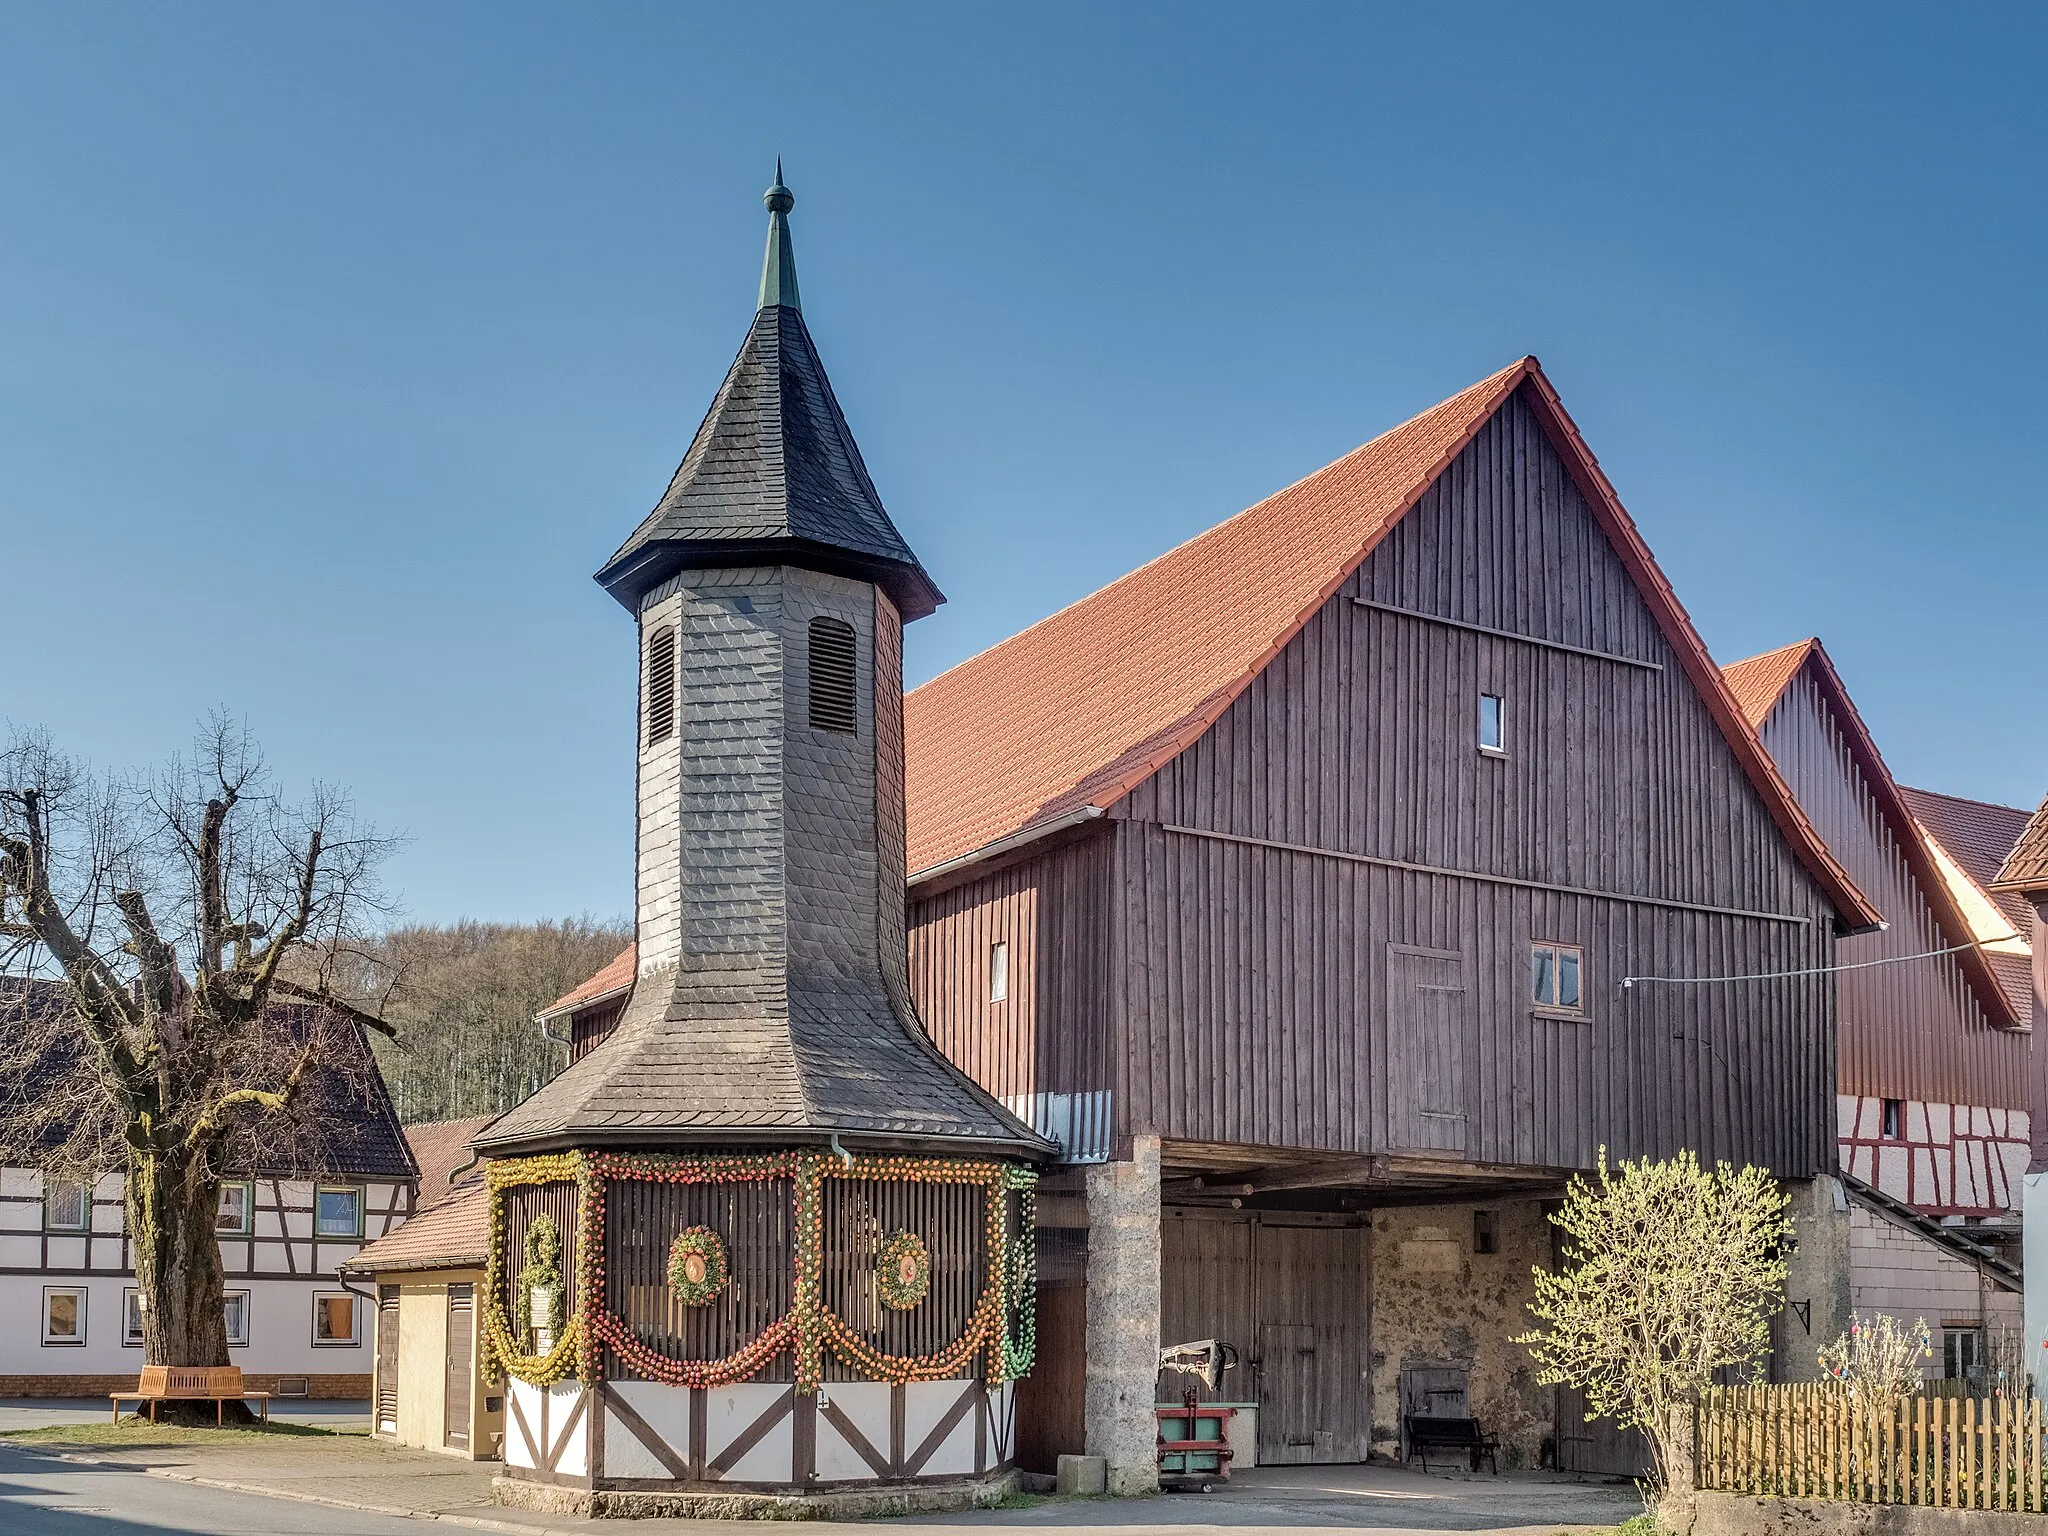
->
xmin=2 ymin=5 xmax=2041 ymax=923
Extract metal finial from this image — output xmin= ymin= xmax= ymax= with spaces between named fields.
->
xmin=765 ymin=160 xmax=794 ymax=216
xmin=759 ymin=163 xmax=801 ymax=310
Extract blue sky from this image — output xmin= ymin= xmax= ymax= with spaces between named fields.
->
xmin=2 ymin=5 xmax=2041 ymax=923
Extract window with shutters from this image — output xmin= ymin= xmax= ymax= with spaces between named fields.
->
xmin=808 ymin=617 xmax=857 ymax=733
xmin=643 ymin=624 xmax=677 ymax=746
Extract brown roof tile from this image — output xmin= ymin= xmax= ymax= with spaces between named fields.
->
xmin=1994 ymin=795 xmax=2048 ymax=897
xmin=1900 ymin=785 xmax=2039 ymax=941
xmin=402 ymin=1116 xmax=496 ymax=1209
xmin=538 ymin=945 xmax=635 ymax=1020
xmin=905 ymin=358 xmax=1878 ymax=929
xmin=343 ymin=1183 xmax=488 ymax=1274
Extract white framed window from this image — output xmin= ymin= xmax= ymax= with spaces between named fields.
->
xmin=42 ymin=1286 xmax=88 ymax=1346
xmin=124 ymin=1287 xmax=144 ymax=1346
xmin=42 ymin=1177 xmax=88 ymax=1233
xmin=1478 ymin=693 xmax=1506 ymax=756
xmin=1881 ymin=1099 xmax=1904 ymax=1139
xmin=989 ymin=940 xmax=1009 ymax=1003
xmin=315 ymin=1185 xmax=363 ymax=1239
xmin=223 ymin=1290 xmax=250 ymax=1347
xmin=1531 ymin=941 xmax=1584 ymax=1014
xmin=312 ymin=1291 xmax=359 ymax=1347
xmin=217 ymin=1181 xmax=255 ymax=1235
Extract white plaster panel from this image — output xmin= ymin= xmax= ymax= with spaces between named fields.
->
xmin=815 ymin=1382 xmax=890 ymax=1481
xmin=1837 ymin=1095 xmax=1863 ymax=1140
xmin=604 ymin=1380 xmax=690 ymax=1480
xmin=1915 ymin=1148 xmax=1938 ymax=1203
xmin=1927 ymin=1103 xmax=1951 ymax=1142
xmin=988 ymin=1381 xmax=1015 ymax=1463
xmin=1906 ymin=1102 xmax=1929 ymax=1142
xmin=904 ymin=1380 xmax=978 ymax=1476
xmin=546 ymin=1382 xmax=588 ymax=1478
xmin=505 ymin=1379 xmax=544 ymax=1469
xmin=706 ymin=1384 xmax=794 ymax=1483
xmin=1877 ymin=1145 xmax=1908 ymax=1200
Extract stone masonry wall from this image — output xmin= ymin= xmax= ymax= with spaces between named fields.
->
xmin=1084 ymin=1137 xmax=1161 ymax=1496
xmin=1369 ymin=1200 xmax=1551 ymax=1467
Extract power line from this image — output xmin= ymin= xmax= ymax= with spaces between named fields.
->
xmin=1620 ymin=933 xmax=2023 ymax=990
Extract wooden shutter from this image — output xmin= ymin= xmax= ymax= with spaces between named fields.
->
xmin=644 ymin=624 xmax=677 ymax=746
xmin=444 ymin=1284 xmax=473 ymax=1450
xmin=1386 ymin=945 xmax=1469 ymax=1153
xmin=374 ymin=1285 xmax=400 ymax=1435
xmin=807 ymin=617 xmax=857 ymax=733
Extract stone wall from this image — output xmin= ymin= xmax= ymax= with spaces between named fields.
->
xmin=1781 ymin=1176 xmax=1854 ymax=1383
xmin=1084 ymin=1138 xmax=1160 ymax=1496
xmin=1368 ymin=1200 xmax=1551 ymax=1466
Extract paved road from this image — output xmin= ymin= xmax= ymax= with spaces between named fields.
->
xmin=0 ymin=1442 xmax=429 ymax=1536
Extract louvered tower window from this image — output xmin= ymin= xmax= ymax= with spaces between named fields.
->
xmin=808 ymin=617 xmax=857 ymax=733
xmin=644 ymin=624 xmax=677 ymax=746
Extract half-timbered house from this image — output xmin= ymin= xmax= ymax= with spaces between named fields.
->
xmin=0 ymin=982 xmax=416 ymax=1398
xmin=1990 ymin=796 xmax=2048 ymax=1385
xmin=899 ymin=357 xmax=1883 ymax=1482
xmin=1722 ymin=639 xmax=2026 ymax=1378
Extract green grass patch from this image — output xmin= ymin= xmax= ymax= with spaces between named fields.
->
xmin=0 ymin=1418 xmax=360 ymax=1446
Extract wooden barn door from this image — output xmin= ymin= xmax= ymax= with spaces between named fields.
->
xmin=374 ymin=1285 xmax=400 ymax=1436
xmin=443 ymin=1284 xmax=473 ymax=1450
xmin=1253 ymin=1223 xmax=1368 ymax=1464
xmin=1387 ymin=945 xmax=1469 ymax=1153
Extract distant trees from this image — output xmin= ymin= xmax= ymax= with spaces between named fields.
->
xmin=1516 ymin=1149 xmax=1791 ymax=1531
xmin=345 ymin=919 xmax=627 ymax=1122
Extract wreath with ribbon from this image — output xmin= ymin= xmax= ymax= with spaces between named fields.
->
xmin=511 ymin=1213 xmax=566 ymax=1343
xmin=667 ymin=1226 xmax=729 ymax=1307
xmin=876 ymin=1230 xmax=932 ymax=1311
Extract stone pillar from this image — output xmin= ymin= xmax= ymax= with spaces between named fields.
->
xmin=1084 ymin=1134 xmax=1161 ymax=1496
xmin=1780 ymin=1174 xmax=1853 ymax=1381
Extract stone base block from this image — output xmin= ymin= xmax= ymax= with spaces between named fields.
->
xmin=1696 ymin=1491 xmax=2047 ymax=1536
xmin=1056 ymin=1454 xmax=1107 ymax=1495
xmin=493 ymin=1470 xmax=1018 ymax=1521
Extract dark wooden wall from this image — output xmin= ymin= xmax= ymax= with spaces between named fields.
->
xmin=1755 ymin=670 xmax=2025 ymax=1110
xmin=908 ymin=386 xmax=1841 ymax=1179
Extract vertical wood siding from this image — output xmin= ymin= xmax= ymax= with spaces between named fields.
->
xmin=1757 ymin=673 xmax=2025 ymax=1109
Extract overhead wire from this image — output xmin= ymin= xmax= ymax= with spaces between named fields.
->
xmin=1619 ymin=932 xmax=2025 ymax=990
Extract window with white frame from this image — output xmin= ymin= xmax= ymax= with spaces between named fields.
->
xmin=223 ymin=1291 xmax=250 ymax=1347
xmin=989 ymin=940 xmax=1009 ymax=1003
xmin=1531 ymin=941 xmax=1584 ymax=1013
xmin=42 ymin=1287 xmax=87 ymax=1345
xmin=42 ymin=1177 xmax=88 ymax=1232
xmin=124 ymin=1288 xmax=145 ymax=1346
xmin=313 ymin=1292 xmax=358 ymax=1346
xmin=315 ymin=1185 xmax=363 ymax=1238
xmin=217 ymin=1181 xmax=254 ymax=1235
xmin=1478 ymin=693 xmax=1506 ymax=756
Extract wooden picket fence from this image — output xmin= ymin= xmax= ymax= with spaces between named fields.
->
xmin=1699 ymin=1382 xmax=2046 ymax=1511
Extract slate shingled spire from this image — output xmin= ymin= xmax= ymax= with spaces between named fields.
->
xmin=480 ymin=178 xmax=1043 ymax=1159
xmin=594 ymin=170 xmax=943 ymax=621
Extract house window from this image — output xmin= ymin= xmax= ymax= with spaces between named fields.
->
xmin=42 ymin=1287 xmax=87 ymax=1346
xmin=1881 ymin=1099 xmax=1904 ymax=1139
xmin=223 ymin=1291 xmax=250 ymax=1348
xmin=42 ymin=1177 xmax=88 ymax=1233
xmin=1531 ymin=942 xmax=1584 ymax=1013
xmin=989 ymin=940 xmax=1009 ymax=1003
xmin=808 ymin=617 xmax=857 ymax=734
xmin=1473 ymin=1210 xmax=1499 ymax=1255
xmin=217 ymin=1181 xmax=254 ymax=1235
xmin=313 ymin=1292 xmax=359 ymax=1346
xmin=1943 ymin=1326 xmax=1982 ymax=1382
xmin=315 ymin=1185 xmax=363 ymax=1239
xmin=124 ymin=1288 xmax=145 ymax=1346
xmin=1478 ymin=693 xmax=1506 ymax=755
xmin=643 ymin=623 xmax=677 ymax=747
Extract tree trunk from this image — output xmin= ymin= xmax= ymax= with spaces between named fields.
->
xmin=1654 ymin=1400 xmax=1699 ymax=1533
xmin=126 ymin=1147 xmax=251 ymax=1424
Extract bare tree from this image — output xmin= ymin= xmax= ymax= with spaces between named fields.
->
xmin=0 ymin=719 xmax=398 ymax=1407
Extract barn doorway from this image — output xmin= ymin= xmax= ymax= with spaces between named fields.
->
xmin=1161 ymin=1210 xmax=1370 ymax=1466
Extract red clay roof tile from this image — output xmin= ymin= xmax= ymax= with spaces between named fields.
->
xmin=539 ymin=944 xmax=635 ymax=1019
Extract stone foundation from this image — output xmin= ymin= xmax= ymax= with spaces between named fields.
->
xmin=1084 ymin=1135 xmax=1161 ymax=1496
xmin=1696 ymin=1490 xmax=2045 ymax=1535
xmin=492 ymin=1470 xmax=1018 ymax=1520
xmin=1368 ymin=1199 xmax=1551 ymax=1466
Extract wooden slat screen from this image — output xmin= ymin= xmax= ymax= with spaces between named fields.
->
xmin=444 ymin=1283 xmax=472 ymax=1449
xmin=375 ymin=1284 xmax=399 ymax=1434
xmin=644 ymin=624 xmax=677 ymax=746
xmin=807 ymin=617 xmax=857 ymax=734
xmin=503 ymin=1182 xmax=581 ymax=1324
xmin=819 ymin=1176 xmax=985 ymax=1380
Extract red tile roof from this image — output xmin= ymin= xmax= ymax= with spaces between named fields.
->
xmin=905 ymin=357 xmax=1879 ymax=930
xmin=402 ymin=1115 xmax=496 ymax=1210
xmin=1722 ymin=640 xmax=2024 ymax=1028
xmin=1901 ymin=786 xmax=2038 ymax=938
xmin=343 ymin=1182 xmax=488 ymax=1275
xmin=538 ymin=944 xmax=635 ymax=1020
xmin=1993 ymin=794 xmax=2048 ymax=897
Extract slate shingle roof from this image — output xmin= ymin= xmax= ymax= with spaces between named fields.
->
xmin=595 ymin=305 xmax=943 ymax=622
xmin=1721 ymin=641 xmax=2026 ymax=1029
xmin=903 ymin=357 xmax=1880 ymax=931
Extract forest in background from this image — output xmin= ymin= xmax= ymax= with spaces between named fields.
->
xmin=348 ymin=918 xmax=628 ymax=1123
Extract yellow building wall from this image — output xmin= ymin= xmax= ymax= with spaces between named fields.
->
xmin=373 ymin=1268 xmax=499 ymax=1459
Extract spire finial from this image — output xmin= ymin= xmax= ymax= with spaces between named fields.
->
xmin=759 ymin=163 xmax=800 ymax=310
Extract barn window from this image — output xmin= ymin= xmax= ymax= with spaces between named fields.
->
xmin=1881 ymin=1099 xmax=1903 ymax=1139
xmin=808 ymin=617 xmax=857 ymax=734
xmin=989 ymin=940 xmax=1009 ymax=1003
xmin=1472 ymin=1209 xmax=1499 ymax=1255
xmin=1531 ymin=942 xmax=1583 ymax=1012
xmin=643 ymin=624 xmax=677 ymax=746
xmin=1478 ymin=693 xmax=1506 ymax=755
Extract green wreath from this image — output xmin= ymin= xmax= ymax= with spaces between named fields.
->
xmin=667 ymin=1226 xmax=729 ymax=1306
xmin=512 ymin=1213 xmax=566 ymax=1342
xmin=876 ymin=1230 xmax=931 ymax=1311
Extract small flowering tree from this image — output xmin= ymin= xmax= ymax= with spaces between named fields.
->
xmin=1818 ymin=1313 xmax=1931 ymax=1410
xmin=1516 ymin=1149 xmax=1791 ymax=1531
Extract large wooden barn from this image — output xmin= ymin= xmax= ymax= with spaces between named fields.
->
xmin=898 ymin=355 xmax=1884 ymax=1481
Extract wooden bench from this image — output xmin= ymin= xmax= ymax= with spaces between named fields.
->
xmin=111 ymin=1365 xmax=272 ymax=1424
xmin=1404 ymin=1413 xmax=1498 ymax=1474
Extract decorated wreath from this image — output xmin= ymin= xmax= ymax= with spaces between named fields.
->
xmin=667 ymin=1226 xmax=730 ymax=1307
xmin=876 ymin=1229 xmax=932 ymax=1311
xmin=512 ymin=1213 xmax=567 ymax=1343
